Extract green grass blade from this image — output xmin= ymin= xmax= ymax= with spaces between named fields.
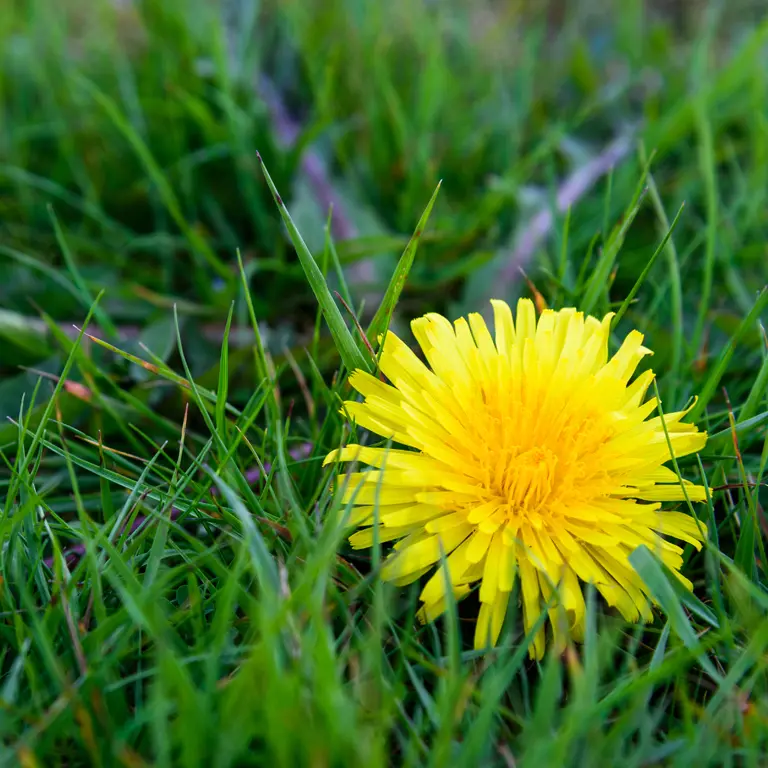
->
xmin=582 ymin=180 xmax=648 ymax=315
xmin=207 ymin=472 xmax=279 ymax=600
xmin=257 ymin=154 xmax=371 ymax=374
xmin=643 ymin=157 xmax=685 ymax=398
xmin=740 ymin=343 xmax=768 ymax=423
xmin=74 ymin=75 xmax=232 ymax=286
xmin=629 ymin=545 xmax=720 ymax=681
xmin=704 ymin=410 xmax=768 ymax=454
xmin=47 ymin=205 xmax=119 ymax=338
xmin=691 ymin=100 xmax=718 ymax=360
xmin=2 ymin=294 xmax=103 ymax=522
xmin=689 ymin=287 xmax=768 ymax=422
xmin=216 ymin=302 xmax=235 ymax=447
xmin=612 ymin=202 xmax=684 ymax=329
xmin=367 ymin=181 xmax=441 ymax=343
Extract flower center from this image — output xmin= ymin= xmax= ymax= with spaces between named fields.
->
xmin=497 ymin=446 xmax=559 ymax=516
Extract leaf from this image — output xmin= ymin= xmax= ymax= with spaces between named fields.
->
xmin=366 ymin=181 xmax=441 ymax=343
xmin=582 ymin=159 xmax=651 ymax=315
xmin=689 ymin=287 xmax=768 ymax=422
xmin=48 ymin=205 xmax=118 ymax=338
xmin=629 ymin=545 xmax=720 ymax=681
xmin=2 ymin=296 xmax=103 ymax=507
xmin=207 ymin=472 xmax=279 ymax=600
xmin=75 ymin=75 xmax=232 ymax=286
xmin=611 ymin=202 xmax=685 ymax=329
xmin=0 ymin=309 xmax=50 ymax=356
xmin=703 ymin=410 xmax=768 ymax=454
xmin=257 ymin=154 xmax=371 ymax=374
xmin=740 ymin=348 xmax=768 ymax=424
xmin=216 ymin=303 xmax=235 ymax=446
xmin=734 ymin=508 xmax=756 ymax=581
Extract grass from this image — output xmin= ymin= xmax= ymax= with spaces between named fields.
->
xmin=1 ymin=0 xmax=767 ymax=765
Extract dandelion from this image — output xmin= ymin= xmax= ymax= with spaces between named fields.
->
xmin=325 ymin=299 xmax=708 ymax=657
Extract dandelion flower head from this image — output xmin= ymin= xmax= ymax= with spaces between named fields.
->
xmin=325 ymin=299 xmax=708 ymax=657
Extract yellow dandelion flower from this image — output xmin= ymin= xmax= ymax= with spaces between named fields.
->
xmin=324 ymin=299 xmax=708 ymax=658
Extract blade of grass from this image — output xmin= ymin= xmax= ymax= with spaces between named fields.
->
xmin=80 ymin=330 xmax=243 ymax=419
xmin=325 ymin=207 xmax=355 ymax=314
xmin=740 ymin=338 xmax=768 ymax=423
xmin=207 ymin=472 xmax=279 ymax=605
xmin=47 ymin=205 xmax=119 ymax=338
xmin=611 ymin=201 xmax=684 ymax=330
xmin=582 ymin=171 xmax=649 ymax=315
xmin=689 ymin=287 xmax=768 ymax=422
xmin=367 ymin=181 xmax=441 ymax=343
xmin=690 ymin=98 xmax=718 ymax=360
xmin=456 ymin=605 xmax=550 ymax=765
xmin=75 ymin=75 xmax=232 ymax=288
xmin=2 ymin=294 xmax=103 ymax=523
xmin=629 ymin=545 xmax=720 ymax=681
xmin=0 ymin=164 xmax=132 ymax=236
xmin=216 ymin=303 xmax=235 ymax=448
xmin=257 ymin=153 xmax=371 ymax=374
xmin=703 ymin=410 xmax=768 ymax=454
xmin=642 ymin=151 xmax=685 ymax=400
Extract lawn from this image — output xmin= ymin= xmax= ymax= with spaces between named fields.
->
xmin=1 ymin=1 xmax=767 ymax=765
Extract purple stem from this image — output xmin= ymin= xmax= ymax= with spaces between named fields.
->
xmin=257 ymin=76 xmax=377 ymax=291
xmin=498 ymin=129 xmax=635 ymax=290
xmin=258 ymin=77 xmax=359 ymax=244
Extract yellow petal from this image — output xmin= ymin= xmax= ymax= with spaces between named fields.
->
xmin=466 ymin=531 xmax=494 ymax=564
xmin=418 ymin=584 xmax=471 ymax=623
xmin=479 ymin=533 xmax=504 ymax=604
xmin=381 ymin=524 xmax=473 ymax=581
xmin=490 ymin=298 xmax=515 ymax=353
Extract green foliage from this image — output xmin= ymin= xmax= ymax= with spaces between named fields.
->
xmin=1 ymin=1 xmax=767 ymax=765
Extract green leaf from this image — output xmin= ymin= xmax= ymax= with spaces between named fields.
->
xmin=257 ymin=154 xmax=371 ymax=374
xmin=689 ymin=287 xmax=768 ymax=422
xmin=629 ymin=545 xmax=720 ymax=681
xmin=216 ymin=303 xmax=235 ymax=446
xmin=367 ymin=181 xmax=441 ymax=343
xmin=582 ymin=160 xmax=651 ymax=315
xmin=457 ymin=602 xmax=549 ymax=765
xmin=741 ymin=350 xmax=768 ymax=424
xmin=703 ymin=410 xmax=768 ymax=454
xmin=207 ymin=472 xmax=279 ymax=601
xmin=643 ymin=156 xmax=684 ymax=401
xmin=611 ymin=202 xmax=684 ymax=329
xmin=1 ymin=295 xmax=103 ymax=520
xmin=75 ymin=75 xmax=232 ymax=287
xmin=734 ymin=506 xmax=756 ymax=581
xmin=48 ymin=205 xmax=118 ymax=338
xmin=690 ymin=100 xmax=717 ymax=360
xmin=0 ymin=309 xmax=50 ymax=356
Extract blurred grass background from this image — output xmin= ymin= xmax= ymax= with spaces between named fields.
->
xmin=1 ymin=0 xmax=767 ymax=765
